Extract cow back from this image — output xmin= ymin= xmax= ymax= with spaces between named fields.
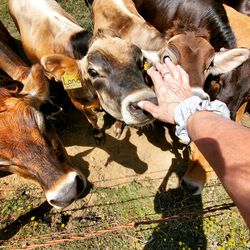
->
xmin=133 ymin=0 xmax=237 ymax=50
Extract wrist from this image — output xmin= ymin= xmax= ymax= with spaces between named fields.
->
xmin=174 ymin=95 xmax=230 ymax=144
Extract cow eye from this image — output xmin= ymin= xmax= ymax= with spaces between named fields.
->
xmin=208 ymin=61 xmax=214 ymax=69
xmin=88 ymin=68 xmax=99 ymax=78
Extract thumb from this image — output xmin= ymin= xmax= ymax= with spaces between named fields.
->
xmin=138 ymin=100 xmax=158 ymax=117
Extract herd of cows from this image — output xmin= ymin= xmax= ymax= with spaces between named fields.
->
xmin=0 ymin=0 xmax=249 ymax=209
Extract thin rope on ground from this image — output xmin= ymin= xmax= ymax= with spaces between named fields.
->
xmin=0 ymin=202 xmax=235 ymax=250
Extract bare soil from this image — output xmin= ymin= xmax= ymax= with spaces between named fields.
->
xmin=0 ymin=103 xmax=249 ymax=204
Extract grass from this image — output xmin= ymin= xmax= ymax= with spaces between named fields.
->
xmin=0 ymin=0 xmax=249 ymax=249
xmin=0 ymin=180 xmax=249 ymax=249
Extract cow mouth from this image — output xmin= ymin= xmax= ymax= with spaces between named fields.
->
xmin=128 ymin=103 xmax=154 ymax=127
xmin=121 ymin=90 xmax=157 ymax=126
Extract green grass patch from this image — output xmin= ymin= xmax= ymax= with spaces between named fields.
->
xmin=1 ymin=180 xmax=249 ymax=249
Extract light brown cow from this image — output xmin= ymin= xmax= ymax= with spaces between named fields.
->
xmin=8 ymin=0 xmax=157 ymax=140
xmin=0 ymin=21 xmax=86 ymax=209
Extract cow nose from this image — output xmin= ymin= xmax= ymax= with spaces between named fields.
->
xmin=180 ymin=178 xmax=201 ymax=195
xmin=46 ymin=172 xmax=87 ymax=209
xmin=129 ymin=97 xmax=158 ymax=120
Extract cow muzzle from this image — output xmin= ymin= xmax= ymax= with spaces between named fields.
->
xmin=45 ymin=171 xmax=87 ymax=209
xmin=121 ymin=89 xmax=157 ymax=126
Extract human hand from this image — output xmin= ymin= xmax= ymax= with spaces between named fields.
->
xmin=138 ymin=59 xmax=194 ymax=124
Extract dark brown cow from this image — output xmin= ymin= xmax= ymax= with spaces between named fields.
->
xmin=182 ymin=6 xmax=250 ymax=193
xmin=0 ymin=21 xmax=86 ymax=209
xmin=130 ymin=0 xmax=250 ymax=193
xmin=9 ymin=0 xmax=157 ymax=140
xmin=223 ymin=0 xmax=250 ymax=16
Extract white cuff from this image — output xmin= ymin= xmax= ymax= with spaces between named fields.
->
xmin=174 ymin=95 xmax=230 ymax=144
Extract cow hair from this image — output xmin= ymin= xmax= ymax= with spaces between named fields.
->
xmin=70 ymin=30 xmax=93 ymax=59
xmin=0 ymin=79 xmax=23 ymax=95
xmin=88 ymin=28 xmax=122 ymax=47
xmin=133 ymin=0 xmax=237 ymax=51
xmin=0 ymin=87 xmax=13 ymax=99
xmin=164 ymin=19 xmax=210 ymax=41
xmin=201 ymin=1 xmax=237 ymax=49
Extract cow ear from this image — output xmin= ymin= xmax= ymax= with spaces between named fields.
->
xmin=40 ymin=54 xmax=79 ymax=81
xmin=141 ymin=50 xmax=160 ymax=65
xmin=210 ymin=48 xmax=250 ymax=75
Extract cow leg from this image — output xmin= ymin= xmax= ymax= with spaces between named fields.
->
xmin=181 ymin=142 xmax=216 ymax=195
xmin=70 ymin=98 xmax=104 ymax=143
xmin=83 ymin=108 xmax=103 ymax=142
xmin=113 ymin=120 xmax=124 ymax=138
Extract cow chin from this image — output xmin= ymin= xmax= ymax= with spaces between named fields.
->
xmin=121 ymin=89 xmax=157 ymax=126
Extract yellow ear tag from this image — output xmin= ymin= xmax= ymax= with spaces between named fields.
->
xmin=61 ymin=71 xmax=82 ymax=90
xmin=144 ymin=61 xmax=153 ymax=71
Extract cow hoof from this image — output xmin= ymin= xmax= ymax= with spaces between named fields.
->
xmin=93 ymin=129 xmax=104 ymax=144
xmin=113 ymin=120 xmax=124 ymax=138
xmin=113 ymin=127 xmax=122 ymax=138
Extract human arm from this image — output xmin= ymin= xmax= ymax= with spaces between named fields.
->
xmin=138 ymin=59 xmax=250 ymax=227
xmin=188 ymin=111 xmax=250 ymax=228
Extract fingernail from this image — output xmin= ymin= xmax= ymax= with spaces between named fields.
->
xmin=164 ymin=57 xmax=171 ymax=63
xmin=137 ymin=101 xmax=144 ymax=108
xmin=147 ymin=66 xmax=156 ymax=73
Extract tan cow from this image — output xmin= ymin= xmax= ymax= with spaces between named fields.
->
xmin=8 ymin=0 xmax=157 ymax=140
xmin=0 ymin=21 xmax=86 ymax=209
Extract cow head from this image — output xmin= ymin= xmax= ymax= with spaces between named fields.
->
xmin=0 ymin=76 xmax=86 ymax=209
xmin=143 ymin=30 xmax=250 ymax=90
xmin=210 ymin=55 xmax=250 ymax=119
xmin=41 ymin=29 xmax=157 ymax=126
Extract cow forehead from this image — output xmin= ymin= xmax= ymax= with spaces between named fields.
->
xmin=0 ymin=97 xmax=44 ymax=132
xmin=88 ymin=36 xmax=140 ymax=64
xmin=169 ymin=33 xmax=214 ymax=57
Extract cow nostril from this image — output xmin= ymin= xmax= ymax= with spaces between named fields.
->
xmin=76 ymin=175 xmax=86 ymax=196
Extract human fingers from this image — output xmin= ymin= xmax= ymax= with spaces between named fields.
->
xmin=147 ymin=66 xmax=166 ymax=89
xmin=164 ymin=58 xmax=181 ymax=81
xmin=177 ymin=65 xmax=190 ymax=89
xmin=155 ymin=63 xmax=173 ymax=81
xmin=137 ymin=100 xmax=158 ymax=118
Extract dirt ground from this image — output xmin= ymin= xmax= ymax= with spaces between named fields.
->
xmin=0 ymin=104 xmax=187 ymax=199
xmin=0 ymin=102 xmax=249 ymax=203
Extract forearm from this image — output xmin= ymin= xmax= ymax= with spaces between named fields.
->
xmin=187 ymin=111 xmax=250 ymax=227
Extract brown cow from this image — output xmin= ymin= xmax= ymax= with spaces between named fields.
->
xmin=128 ymin=0 xmax=250 ymax=194
xmin=0 ymin=21 xmax=86 ymax=209
xmin=8 ymin=0 xmax=157 ymax=140
xmin=182 ymin=6 xmax=250 ymax=194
